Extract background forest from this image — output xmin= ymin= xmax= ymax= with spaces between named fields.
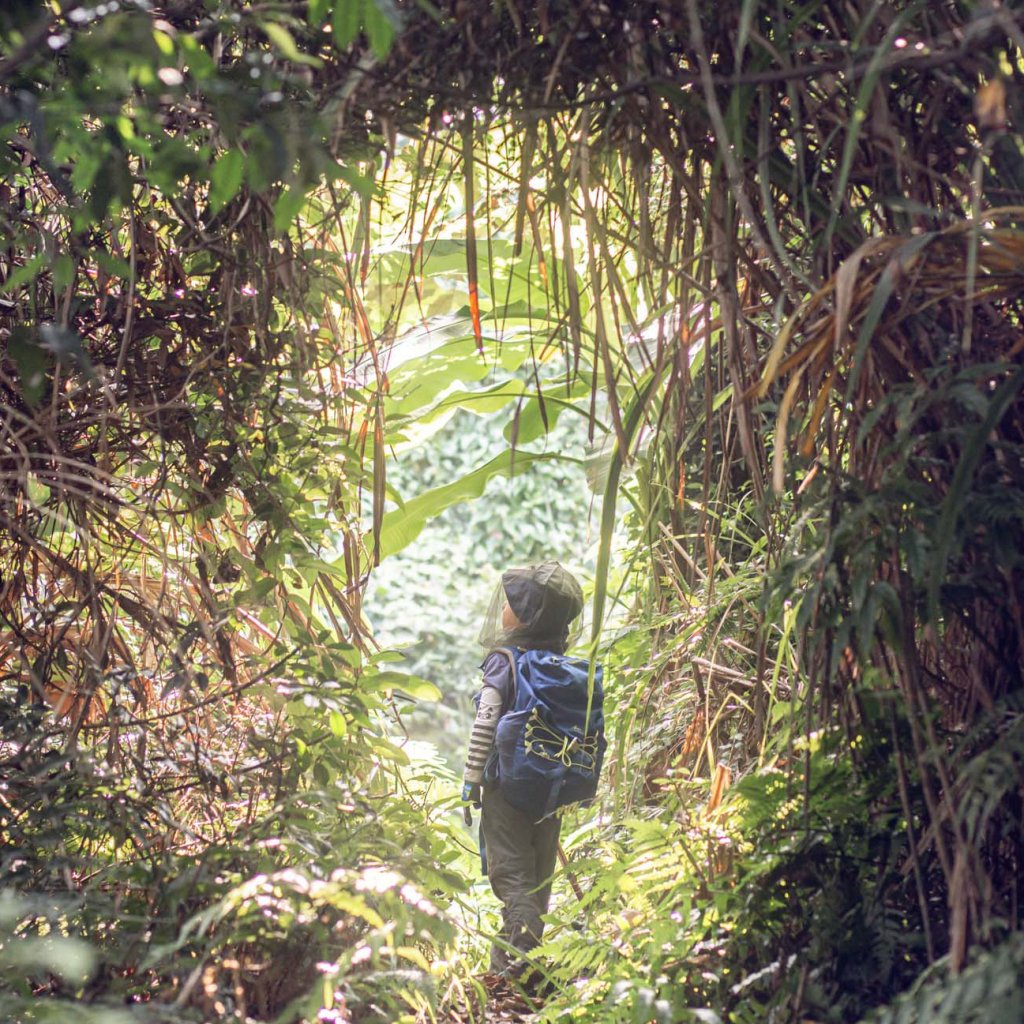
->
xmin=1 ymin=1 xmax=1023 ymax=1022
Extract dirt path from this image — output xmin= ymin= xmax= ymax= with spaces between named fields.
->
xmin=425 ymin=974 xmax=544 ymax=1023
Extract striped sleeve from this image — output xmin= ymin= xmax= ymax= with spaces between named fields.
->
xmin=463 ymin=685 xmax=504 ymax=784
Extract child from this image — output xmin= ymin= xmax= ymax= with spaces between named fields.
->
xmin=461 ymin=561 xmax=586 ymax=975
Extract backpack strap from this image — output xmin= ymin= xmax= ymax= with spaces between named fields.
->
xmin=541 ymin=779 xmax=565 ymax=822
xmin=494 ymin=646 xmax=518 ymax=710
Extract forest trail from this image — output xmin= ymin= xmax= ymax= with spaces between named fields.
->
xmin=429 ymin=974 xmax=545 ymax=1024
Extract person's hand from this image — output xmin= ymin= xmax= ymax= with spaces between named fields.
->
xmin=461 ymin=781 xmax=481 ymax=825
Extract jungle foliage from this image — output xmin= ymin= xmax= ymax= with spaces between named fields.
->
xmin=1 ymin=0 xmax=1023 ymax=1022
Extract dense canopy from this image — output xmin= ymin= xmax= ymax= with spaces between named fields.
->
xmin=1 ymin=1 xmax=1023 ymax=1022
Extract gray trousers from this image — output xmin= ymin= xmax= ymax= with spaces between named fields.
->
xmin=480 ymin=785 xmax=561 ymax=972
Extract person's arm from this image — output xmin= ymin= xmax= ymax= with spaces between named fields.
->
xmin=461 ymin=652 xmax=514 ymax=805
xmin=462 ymin=686 xmax=503 ymax=794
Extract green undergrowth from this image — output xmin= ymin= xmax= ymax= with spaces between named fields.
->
xmin=0 ymin=707 xmax=468 ymax=1024
xmin=462 ymin=730 xmax=1021 ymax=1024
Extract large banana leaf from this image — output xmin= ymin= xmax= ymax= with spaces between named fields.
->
xmin=377 ymin=448 xmax=569 ymax=558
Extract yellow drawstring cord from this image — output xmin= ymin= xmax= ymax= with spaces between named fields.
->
xmin=524 ymin=709 xmax=599 ymax=770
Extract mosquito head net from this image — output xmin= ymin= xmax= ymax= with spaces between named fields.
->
xmin=478 ymin=560 xmax=585 ymax=653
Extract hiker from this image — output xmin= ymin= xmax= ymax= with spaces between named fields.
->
xmin=460 ymin=561 xmax=605 ymax=976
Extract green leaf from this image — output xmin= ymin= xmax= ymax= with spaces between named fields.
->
xmin=3 ymin=935 xmax=97 ymax=985
xmin=928 ymin=361 xmax=1024 ymax=626
xmin=52 ymin=253 xmax=75 ymax=292
xmin=365 ymin=670 xmax=441 ymax=702
xmin=0 ymin=252 xmax=45 ymax=294
xmin=179 ymin=34 xmax=216 ymax=77
xmin=410 ymin=378 xmax=529 ymax=427
xmin=820 ymin=7 xmax=917 ymax=253
xmin=209 ymin=149 xmax=246 ymax=213
xmin=332 ymin=161 xmax=376 ymax=199
xmin=371 ymin=736 xmax=410 ymax=764
xmin=332 ymin=0 xmax=364 ymax=49
xmin=7 ymin=326 xmax=48 ymax=407
xmin=308 ymin=0 xmax=330 ymax=24
xmin=261 ymin=21 xmax=323 ymax=66
xmin=364 ymin=0 xmax=396 ymax=58
xmin=590 ymin=368 xmax=665 ymax=648
xmin=843 ymin=233 xmax=935 ymax=406
xmin=236 ymin=577 xmax=278 ymax=604
xmin=39 ymin=324 xmax=95 ymax=379
xmin=153 ymin=29 xmax=175 ymax=57
xmin=377 ymin=448 xmax=565 ymax=558
xmin=26 ymin=473 xmax=50 ymax=506
xmin=387 ymin=334 xmax=532 ymax=415
xmin=94 ymin=250 xmax=132 ymax=278
xmin=273 ymin=186 xmax=308 ymax=233
xmin=503 ymin=378 xmax=595 ymax=445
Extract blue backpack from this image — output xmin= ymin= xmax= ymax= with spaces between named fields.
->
xmin=483 ymin=647 xmax=606 ymax=820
